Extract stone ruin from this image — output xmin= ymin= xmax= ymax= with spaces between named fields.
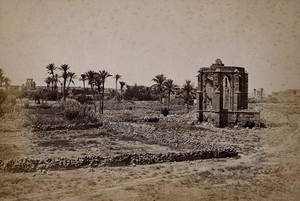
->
xmin=253 ymin=88 xmax=265 ymax=101
xmin=197 ymin=59 xmax=260 ymax=128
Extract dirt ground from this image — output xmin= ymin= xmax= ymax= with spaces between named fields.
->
xmin=0 ymin=102 xmax=299 ymax=201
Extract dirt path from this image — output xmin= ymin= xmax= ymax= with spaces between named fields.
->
xmin=260 ymin=113 xmax=300 ymax=200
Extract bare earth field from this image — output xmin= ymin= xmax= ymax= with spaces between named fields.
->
xmin=0 ymin=101 xmax=299 ymax=201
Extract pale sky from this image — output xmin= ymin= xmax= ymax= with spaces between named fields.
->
xmin=0 ymin=0 xmax=299 ymax=93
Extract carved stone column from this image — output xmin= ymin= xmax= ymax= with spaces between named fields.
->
xmin=213 ymin=73 xmax=220 ymax=111
xmin=233 ymin=73 xmax=240 ymax=110
xmin=197 ymin=70 xmax=204 ymax=122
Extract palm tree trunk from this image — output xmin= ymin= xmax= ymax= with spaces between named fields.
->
xmin=101 ymin=84 xmax=105 ymax=114
xmin=63 ymin=80 xmax=66 ymax=102
xmin=168 ymin=92 xmax=171 ymax=110
xmin=99 ymin=88 xmax=103 ymax=114
xmin=91 ymin=85 xmax=96 ymax=112
xmin=186 ymin=94 xmax=189 ymax=113
xmin=159 ymin=89 xmax=162 ymax=111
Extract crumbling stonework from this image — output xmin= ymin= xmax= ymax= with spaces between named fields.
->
xmin=197 ymin=59 xmax=260 ymax=127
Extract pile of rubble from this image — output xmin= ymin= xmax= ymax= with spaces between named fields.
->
xmin=0 ymin=148 xmax=238 ymax=173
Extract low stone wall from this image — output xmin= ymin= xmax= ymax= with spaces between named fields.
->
xmin=0 ymin=149 xmax=238 ymax=173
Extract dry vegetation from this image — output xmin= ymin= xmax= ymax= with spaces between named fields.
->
xmin=0 ymin=100 xmax=299 ymax=200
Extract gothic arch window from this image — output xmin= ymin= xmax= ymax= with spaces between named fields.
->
xmin=223 ymin=75 xmax=231 ymax=110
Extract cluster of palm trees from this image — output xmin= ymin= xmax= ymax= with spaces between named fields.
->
xmin=44 ymin=63 xmax=196 ymax=114
xmin=82 ymin=70 xmax=127 ymax=114
xmin=84 ymin=70 xmax=112 ymax=114
xmin=45 ymin=63 xmax=76 ymax=101
xmin=151 ymin=74 xmax=196 ymax=112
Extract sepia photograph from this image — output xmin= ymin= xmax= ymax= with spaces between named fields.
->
xmin=0 ymin=0 xmax=299 ymax=200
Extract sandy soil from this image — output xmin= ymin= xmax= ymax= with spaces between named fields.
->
xmin=0 ymin=102 xmax=299 ymax=201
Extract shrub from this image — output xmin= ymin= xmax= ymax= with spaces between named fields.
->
xmin=0 ymin=94 xmax=17 ymax=115
xmin=64 ymin=100 xmax=98 ymax=123
xmin=24 ymin=101 xmax=30 ymax=109
xmin=45 ymin=90 xmax=61 ymax=101
xmin=0 ymin=90 xmax=7 ymax=105
xmin=76 ymin=94 xmax=93 ymax=104
xmin=24 ymin=113 xmax=63 ymax=127
xmin=123 ymin=84 xmax=156 ymax=101
xmin=29 ymin=91 xmax=43 ymax=104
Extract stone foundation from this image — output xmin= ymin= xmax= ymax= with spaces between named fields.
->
xmin=199 ymin=110 xmax=260 ymax=128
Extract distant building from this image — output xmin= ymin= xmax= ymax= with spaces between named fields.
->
xmin=197 ymin=59 xmax=260 ymax=127
xmin=25 ymin=78 xmax=36 ymax=90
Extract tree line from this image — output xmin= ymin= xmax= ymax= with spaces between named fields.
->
xmin=43 ymin=63 xmax=196 ymax=113
xmin=0 ymin=63 xmax=196 ymax=114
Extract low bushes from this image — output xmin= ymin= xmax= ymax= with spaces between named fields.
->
xmin=25 ymin=100 xmax=100 ymax=129
xmin=64 ymin=100 xmax=98 ymax=123
xmin=76 ymin=94 xmax=94 ymax=104
xmin=25 ymin=113 xmax=64 ymax=128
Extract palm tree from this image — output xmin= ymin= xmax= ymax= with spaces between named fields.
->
xmin=67 ymin=72 xmax=76 ymax=91
xmin=79 ymin=74 xmax=87 ymax=91
xmin=93 ymin=73 xmax=103 ymax=112
xmin=182 ymin=80 xmax=195 ymax=113
xmin=3 ymin=77 xmax=10 ymax=93
xmin=54 ymin=74 xmax=59 ymax=91
xmin=119 ymin=81 xmax=126 ymax=100
xmin=44 ymin=77 xmax=51 ymax=90
xmin=98 ymin=70 xmax=112 ymax=114
xmin=163 ymin=79 xmax=178 ymax=110
xmin=151 ymin=74 xmax=166 ymax=110
xmin=114 ymin=74 xmax=121 ymax=91
xmin=86 ymin=70 xmax=96 ymax=92
xmin=86 ymin=70 xmax=97 ymax=111
xmin=46 ymin=63 xmax=56 ymax=91
xmin=58 ymin=64 xmax=70 ymax=102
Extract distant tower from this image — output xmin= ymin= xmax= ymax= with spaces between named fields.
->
xmin=254 ymin=89 xmax=257 ymax=98
xmin=26 ymin=78 xmax=36 ymax=90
